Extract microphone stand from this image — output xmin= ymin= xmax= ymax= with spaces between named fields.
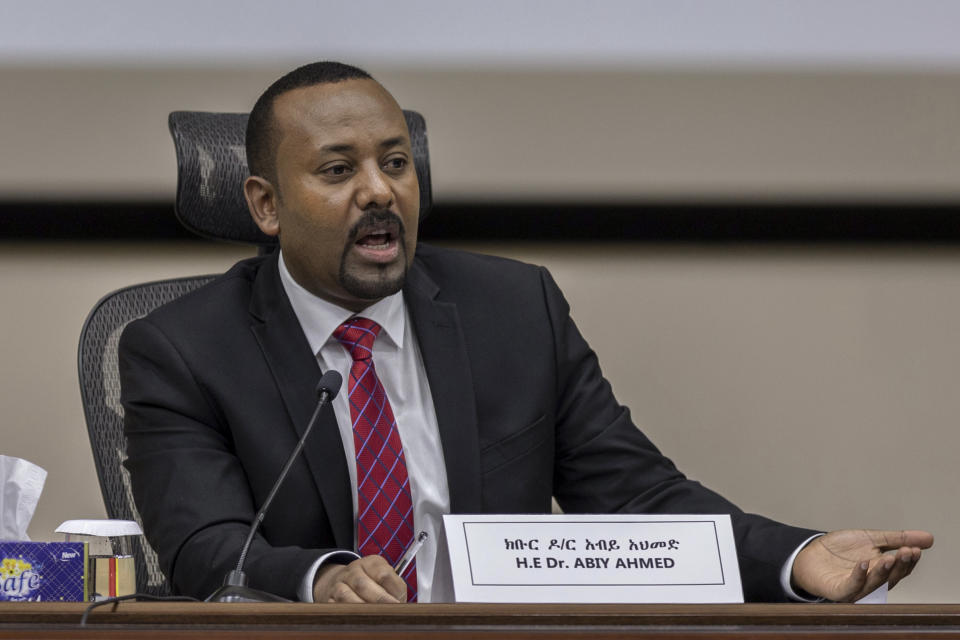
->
xmin=206 ymin=370 xmax=342 ymax=603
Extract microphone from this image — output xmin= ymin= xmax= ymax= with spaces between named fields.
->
xmin=206 ymin=370 xmax=343 ymax=602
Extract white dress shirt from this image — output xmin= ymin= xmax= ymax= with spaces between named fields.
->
xmin=278 ymin=251 xmax=814 ymax=603
xmin=278 ymin=253 xmax=454 ymax=602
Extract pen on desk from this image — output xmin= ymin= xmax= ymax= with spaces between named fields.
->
xmin=394 ymin=531 xmax=428 ymax=576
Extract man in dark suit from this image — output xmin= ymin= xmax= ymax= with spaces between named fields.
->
xmin=119 ymin=61 xmax=931 ymax=604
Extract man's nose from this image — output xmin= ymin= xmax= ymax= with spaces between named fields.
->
xmin=356 ymin=164 xmax=393 ymax=210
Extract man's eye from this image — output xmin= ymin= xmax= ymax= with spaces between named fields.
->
xmin=384 ymin=157 xmax=407 ymax=171
xmin=322 ymin=164 xmax=351 ymax=177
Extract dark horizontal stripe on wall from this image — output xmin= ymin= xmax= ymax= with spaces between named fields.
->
xmin=0 ymin=201 xmax=198 ymax=240
xmin=425 ymin=202 xmax=960 ymax=243
xmin=2 ymin=200 xmax=960 ymax=243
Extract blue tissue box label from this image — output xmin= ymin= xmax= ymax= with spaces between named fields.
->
xmin=0 ymin=542 xmax=88 ymax=601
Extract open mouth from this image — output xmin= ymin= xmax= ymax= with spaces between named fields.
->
xmin=357 ymin=230 xmax=394 ymax=249
xmin=353 ymin=221 xmax=401 ymax=262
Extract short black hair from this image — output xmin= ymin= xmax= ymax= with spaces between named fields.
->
xmin=246 ymin=61 xmax=373 ymax=183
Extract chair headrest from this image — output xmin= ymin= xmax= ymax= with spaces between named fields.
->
xmin=168 ymin=110 xmax=433 ymax=244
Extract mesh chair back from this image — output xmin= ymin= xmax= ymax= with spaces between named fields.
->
xmin=78 ymin=276 xmax=216 ymax=596
xmin=168 ymin=110 xmax=433 ymax=244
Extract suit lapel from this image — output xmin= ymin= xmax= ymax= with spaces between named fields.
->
xmin=404 ymin=260 xmax=482 ymax=514
xmin=248 ymin=254 xmax=354 ymax=550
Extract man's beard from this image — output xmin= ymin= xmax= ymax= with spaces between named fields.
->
xmin=338 ymin=208 xmax=409 ymax=300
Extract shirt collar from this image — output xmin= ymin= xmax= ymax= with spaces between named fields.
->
xmin=278 ymin=250 xmax=406 ymax=355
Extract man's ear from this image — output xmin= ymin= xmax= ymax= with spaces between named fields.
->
xmin=244 ymin=175 xmax=280 ymax=237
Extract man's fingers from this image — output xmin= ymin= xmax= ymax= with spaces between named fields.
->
xmin=382 ymin=572 xmax=408 ymax=602
xmin=348 ymin=575 xmax=402 ymax=603
xmin=329 ymin=581 xmax=367 ymax=603
xmin=351 ymin=560 xmax=404 ymax=603
xmin=316 ymin=556 xmax=407 ymax=603
xmin=887 ymin=548 xmax=921 ymax=590
xmin=359 ymin=556 xmax=407 ymax=601
xmin=872 ymin=530 xmax=934 ymax=552
xmin=852 ymin=556 xmax=896 ymax=602
xmin=837 ymin=560 xmax=870 ymax=602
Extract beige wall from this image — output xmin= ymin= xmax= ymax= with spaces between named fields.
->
xmin=1 ymin=241 xmax=957 ymax=603
xmin=2 ymin=65 xmax=959 ymax=201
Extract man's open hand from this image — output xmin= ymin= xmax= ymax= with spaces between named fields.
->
xmin=313 ymin=555 xmax=406 ymax=603
xmin=792 ymin=529 xmax=933 ymax=602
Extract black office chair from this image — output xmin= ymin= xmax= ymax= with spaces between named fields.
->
xmin=77 ymin=109 xmax=433 ymax=596
xmin=78 ymin=276 xmax=216 ymax=596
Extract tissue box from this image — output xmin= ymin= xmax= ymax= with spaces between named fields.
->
xmin=0 ymin=542 xmax=88 ymax=601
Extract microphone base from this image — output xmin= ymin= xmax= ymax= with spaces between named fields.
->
xmin=206 ymin=569 xmax=292 ymax=603
xmin=205 ymin=584 xmax=291 ymax=603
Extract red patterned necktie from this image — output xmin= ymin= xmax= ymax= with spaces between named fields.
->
xmin=334 ymin=316 xmax=417 ymax=601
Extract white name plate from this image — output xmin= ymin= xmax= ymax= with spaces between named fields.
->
xmin=443 ymin=514 xmax=743 ymax=603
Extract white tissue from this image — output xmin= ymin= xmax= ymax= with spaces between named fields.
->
xmin=0 ymin=455 xmax=47 ymax=540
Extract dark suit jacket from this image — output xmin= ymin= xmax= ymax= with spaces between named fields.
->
xmin=119 ymin=245 xmax=817 ymax=601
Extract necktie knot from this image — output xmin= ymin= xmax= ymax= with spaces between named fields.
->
xmin=334 ymin=317 xmax=382 ymax=362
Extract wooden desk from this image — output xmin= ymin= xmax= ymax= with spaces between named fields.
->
xmin=2 ymin=602 xmax=960 ymax=639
